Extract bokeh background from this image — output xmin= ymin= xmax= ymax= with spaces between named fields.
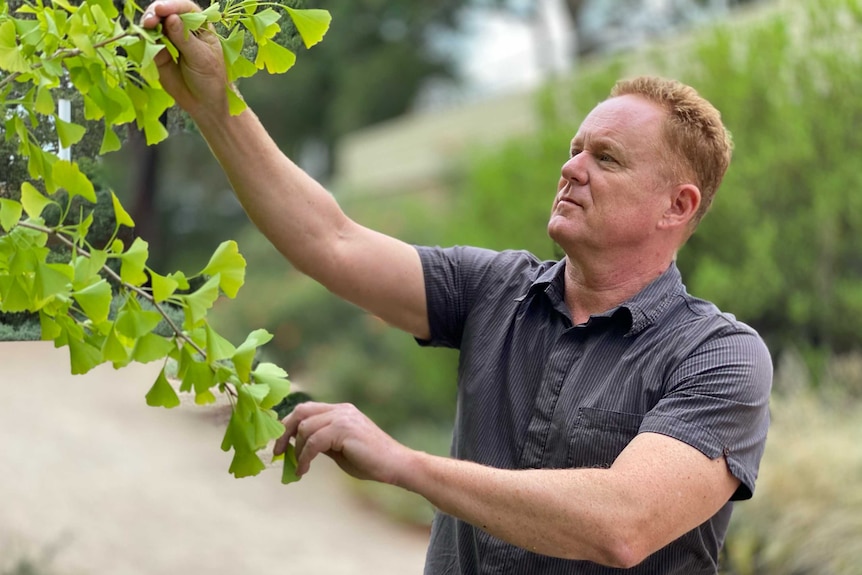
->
xmin=2 ymin=0 xmax=861 ymax=573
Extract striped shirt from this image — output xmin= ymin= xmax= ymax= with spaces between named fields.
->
xmin=416 ymin=246 xmax=772 ymax=575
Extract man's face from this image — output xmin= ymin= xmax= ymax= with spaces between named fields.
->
xmin=548 ymin=95 xmax=675 ymax=256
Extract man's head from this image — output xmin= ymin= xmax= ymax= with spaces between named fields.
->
xmin=609 ymin=76 xmax=733 ymax=228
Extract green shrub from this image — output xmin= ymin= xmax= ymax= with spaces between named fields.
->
xmin=0 ymin=318 xmax=41 ymax=341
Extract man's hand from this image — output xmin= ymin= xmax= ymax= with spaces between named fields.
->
xmin=141 ymin=0 xmax=229 ymax=119
xmin=274 ymin=402 xmax=414 ymax=484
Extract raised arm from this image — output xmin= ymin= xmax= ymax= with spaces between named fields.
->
xmin=142 ymin=1 xmax=429 ymax=339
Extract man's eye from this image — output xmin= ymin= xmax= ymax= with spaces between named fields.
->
xmin=598 ymin=153 xmax=615 ymax=162
xmin=570 ymin=149 xmax=582 ymax=158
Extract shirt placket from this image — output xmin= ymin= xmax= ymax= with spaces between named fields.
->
xmin=481 ymin=330 xmax=584 ymax=574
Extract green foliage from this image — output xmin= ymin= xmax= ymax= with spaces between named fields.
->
xmin=0 ymin=0 xmax=330 ymax=480
xmin=679 ymin=0 xmax=862 ymax=356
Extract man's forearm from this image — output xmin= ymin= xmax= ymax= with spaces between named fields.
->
xmin=394 ymin=432 xmax=739 ymax=569
xmin=397 ymin=450 xmax=640 ymax=567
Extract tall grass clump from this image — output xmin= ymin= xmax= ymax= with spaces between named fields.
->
xmin=722 ymin=350 xmax=862 ymax=574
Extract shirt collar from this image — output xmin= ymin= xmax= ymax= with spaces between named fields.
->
xmin=516 ymin=260 xmax=683 ymax=337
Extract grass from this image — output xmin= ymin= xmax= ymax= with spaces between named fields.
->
xmin=722 ymin=350 xmax=862 ymax=575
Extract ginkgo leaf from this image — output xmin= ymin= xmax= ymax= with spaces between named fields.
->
xmin=73 ymin=279 xmax=112 ymax=323
xmin=145 ymin=368 xmax=180 ymax=408
xmin=285 ymin=7 xmax=331 ymax=49
xmin=220 ymin=26 xmax=244 ymax=65
xmin=277 ymin=443 xmax=301 ymax=484
xmin=206 ymin=323 xmax=236 ymax=362
xmin=111 ymin=190 xmax=135 ymax=228
xmin=228 ymin=450 xmax=266 ymax=478
xmin=143 ymin=114 xmax=169 ymax=145
xmin=195 ymin=389 xmax=216 ymax=405
xmin=73 ymin=249 xmax=108 ymax=287
xmin=55 ymin=118 xmax=86 ymax=149
xmin=243 ymin=383 xmax=270 ymax=405
xmin=99 ymin=126 xmax=122 ymax=154
xmin=68 ymin=336 xmax=103 ymax=375
xmin=251 ymin=361 xmax=288 ymax=385
xmin=102 ymin=327 xmax=131 ymax=366
xmin=52 ymin=160 xmax=96 ymax=203
xmin=133 ymin=333 xmax=175 ymax=363
xmin=20 ymin=182 xmax=54 ymax=218
xmin=202 ymin=2 xmax=221 ymax=22
xmin=0 ymin=199 xmax=22 ymax=232
xmin=170 ymin=270 xmax=190 ymax=290
xmin=35 ymin=86 xmax=55 ymax=115
xmin=150 ymin=270 xmax=179 ymax=303
xmin=119 ymin=236 xmax=149 ymax=286
xmin=227 ymin=87 xmax=247 ymax=115
xmin=75 ymin=212 xmax=94 ymax=242
xmin=201 ymin=240 xmax=246 ymax=298
xmin=34 ymin=261 xmax=73 ymax=305
xmin=181 ymin=356 xmax=214 ymax=398
xmin=181 ymin=274 xmax=220 ymax=329
xmin=51 ymin=0 xmax=79 ymax=13
xmin=245 ymin=8 xmax=280 ymax=42
xmin=254 ymin=40 xmax=295 ymax=74
xmin=0 ymin=275 xmax=33 ymax=312
xmin=115 ymin=307 xmax=162 ymax=339
xmin=252 ymin=407 xmax=284 ymax=447
xmin=0 ymin=20 xmax=30 ymax=73
xmin=179 ymin=11 xmax=208 ymax=34
xmin=68 ymin=14 xmax=96 ymax=57
xmin=39 ymin=311 xmax=62 ymax=341
xmin=221 ymin=409 xmax=253 ymax=452
xmin=232 ymin=328 xmax=273 ymax=381
xmin=251 ymin=362 xmax=291 ymax=409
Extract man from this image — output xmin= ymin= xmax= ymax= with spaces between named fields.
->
xmin=142 ymin=3 xmax=772 ymax=573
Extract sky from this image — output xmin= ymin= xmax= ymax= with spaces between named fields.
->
xmin=459 ymin=0 xmax=574 ymax=96
xmin=419 ymin=0 xmax=575 ymax=109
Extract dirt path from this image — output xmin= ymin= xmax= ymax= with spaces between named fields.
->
xmin=0 ymin=341 xmax=429 ymax=574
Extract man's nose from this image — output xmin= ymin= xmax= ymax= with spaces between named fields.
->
xmin=561 ymin=153 xmax=588 ymax=185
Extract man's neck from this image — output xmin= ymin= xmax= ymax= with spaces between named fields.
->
xmin=562 ymin=253 xmax=674 ymax=326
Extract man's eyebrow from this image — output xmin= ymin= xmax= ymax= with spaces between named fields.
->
xmin=570 ymin=135 xmax=624 ymax=157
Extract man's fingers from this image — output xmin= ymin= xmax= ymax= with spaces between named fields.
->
xmin=273 ymin=402 xmax=335 ymax=456
xmin=142 ymin=0 xmax=202 ymax=26
xmin=293 ymin=412 xmax=338 ymax=476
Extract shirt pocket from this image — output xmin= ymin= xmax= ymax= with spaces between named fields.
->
xmin=567 ymin=407 xmax=644 ymax=468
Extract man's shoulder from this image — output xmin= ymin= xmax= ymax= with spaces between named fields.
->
xmin=658 ymin=290 xmax=771 ymax=367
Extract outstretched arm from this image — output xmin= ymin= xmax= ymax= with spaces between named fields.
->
xmin=275 ymin=402 xmax=739 ymax=569
xmin=141 ymin=1 xmax=430 ymax=339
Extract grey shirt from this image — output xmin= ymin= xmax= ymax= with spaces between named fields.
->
xmin=416 ymin=246 xmax=772 ymax=575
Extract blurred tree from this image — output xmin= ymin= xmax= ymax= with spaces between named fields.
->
xmin=240 ymin=0 xmax=469 ymax=180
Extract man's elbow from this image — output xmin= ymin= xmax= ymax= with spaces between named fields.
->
xmin=574 ymin=523 xmax=655 ymax=569
xmin=599 ymin=538 xmax=651 ymax=570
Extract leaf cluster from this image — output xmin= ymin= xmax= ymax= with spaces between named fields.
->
xmin=0 ymin=0 xmax=331 ymax=481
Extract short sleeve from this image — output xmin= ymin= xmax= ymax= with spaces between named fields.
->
xmin=640 ymin=326 xmax=773 ymax=500
xmin=415 ymin=245 xmax=525 ymax=349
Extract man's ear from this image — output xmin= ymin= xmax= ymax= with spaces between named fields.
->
xmin=659 ymin=184 xmax=701 ymax=231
